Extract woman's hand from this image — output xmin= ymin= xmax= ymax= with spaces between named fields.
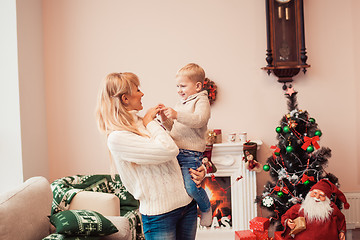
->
xmin=157 ymin=104 xmax=168 ymax=121
xmin=143 ymin=106 xmax=160 ymax=126
xmin=190 ymin=165 xmax=206 ymax=188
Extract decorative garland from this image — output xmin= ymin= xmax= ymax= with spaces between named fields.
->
xmin=209 ymin=174 xmax=243 ymax=194
xmin=203 ymin=78 xmax=217 ymax=105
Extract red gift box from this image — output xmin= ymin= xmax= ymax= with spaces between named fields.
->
xmin=249 ymin=217 xmax=270 ymax=231
xmin=253 ymin=229 xmax=269 ymax=240
xmin=235 ymin=230 xmax=257 ymax=240
xmin=274 ymin=231 xmax=284 ymax=240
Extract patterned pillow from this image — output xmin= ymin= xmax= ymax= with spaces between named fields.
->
xmin=42 ymin=233 xmax=100 ymax=239
xmin=50 ymin=210 xmax=118 ymax=236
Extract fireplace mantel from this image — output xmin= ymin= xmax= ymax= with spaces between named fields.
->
xmin=196 ymin=140 xmax=262 ymax=240
xmin=211 ymin=140 xmax=262 ymax=167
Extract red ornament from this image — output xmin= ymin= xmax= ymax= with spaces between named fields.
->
xmin=236 ymin=176 xmax=243 ymax=181
xmin=274 ymin=185 xmax=290 ymax=195
xmin=271 ymin=145 xmax=281 ymax=159
xmin=301 ymin=136 xmax=320 ymax=151
xmin=301 ymin=174 xmax=314 ymax=183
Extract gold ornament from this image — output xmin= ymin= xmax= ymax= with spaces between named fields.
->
xmin=206 ymin=130 xmax=216 ymax=145
xmin=289 ymin=119 xmax=297 ymax=128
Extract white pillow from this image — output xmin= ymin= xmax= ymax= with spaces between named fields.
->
xmin=69 ymin=191 xmax=120 ymax=216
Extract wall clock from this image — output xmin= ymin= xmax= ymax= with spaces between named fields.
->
xmin=262 ymin=0 xmax=310 ymax=89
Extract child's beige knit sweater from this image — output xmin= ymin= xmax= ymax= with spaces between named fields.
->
xmin=107 ymin=112 xmax=192 ymax=216
xmin=163 ymin=90 xmax=211 ymax=152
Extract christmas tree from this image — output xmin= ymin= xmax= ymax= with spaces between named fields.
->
xmin=257 ymin=88 xmax=342 ymax=230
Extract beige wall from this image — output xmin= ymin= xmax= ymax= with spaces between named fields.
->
xmin=23 ymin=0 xmax=357 ymax=193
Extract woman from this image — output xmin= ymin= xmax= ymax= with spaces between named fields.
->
xmin=96 ymin=72 xmax=206 ymax=240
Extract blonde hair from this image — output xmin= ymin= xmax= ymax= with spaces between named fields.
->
xmin=176 ymin=63 xmax=205 ymax=85
xmin=96 ymin=72 xmax=144 ymax=136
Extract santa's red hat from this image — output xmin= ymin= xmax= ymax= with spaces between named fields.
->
xmin=310 ymin=179 xmax=350 ymax=209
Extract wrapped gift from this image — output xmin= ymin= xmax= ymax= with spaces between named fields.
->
xmin=289 ymin=217 xmax=306 ymax=235
xmin=274 ymin=231 xmax=284 ymax=240
xmin=253 ymin=229 xmax=269 ymax=240
xmin=235 ymin=230 xmax=256 ymax=240
xmin=249 ymin=217 xmax=270 ymax=231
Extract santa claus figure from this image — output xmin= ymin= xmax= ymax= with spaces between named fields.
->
xmin=281 ymin=179 xmax=350 ymax=240
xmin=244 ymin=150 xmax=262 ymax=172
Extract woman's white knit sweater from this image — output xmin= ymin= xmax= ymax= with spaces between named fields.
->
xmin=107 ymin=113 xmax=192 ymax=216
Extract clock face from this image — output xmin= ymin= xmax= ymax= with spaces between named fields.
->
xmin=276 ymin=0 xmax=291 ymax=3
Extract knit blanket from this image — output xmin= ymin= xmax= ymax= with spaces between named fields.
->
xmin=50 ymin=174 xmax=144 ymax=240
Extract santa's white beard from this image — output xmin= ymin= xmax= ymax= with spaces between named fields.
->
xmin=300 ymin=192 xmax=333 ymax=223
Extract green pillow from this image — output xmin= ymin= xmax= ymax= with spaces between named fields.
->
xmin=50 ymin=210 xmax=118 ymax=236
xmin=42 ymin=233 xmax=100 ymax=240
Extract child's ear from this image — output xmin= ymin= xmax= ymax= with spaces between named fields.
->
xmin=196 ymin=82 xmax=203 ymax=91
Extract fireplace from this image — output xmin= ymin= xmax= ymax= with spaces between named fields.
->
xmin=196 ymin=140 xmax=262 ymax=239
xmin=198 ymin=176 xmax=232 ymax=229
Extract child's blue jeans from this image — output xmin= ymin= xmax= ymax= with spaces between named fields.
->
xmin=177 ymin=149 xmax=211 ymax=212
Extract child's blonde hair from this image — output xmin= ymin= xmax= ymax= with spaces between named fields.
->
xmin=95 ymin=72 xmax=144 ymax=136
xmin=176 ymin=63 xmax=205 ymax=85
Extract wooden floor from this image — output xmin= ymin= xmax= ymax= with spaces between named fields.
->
xmin=352 ymin=229 xmax=360 ymax=240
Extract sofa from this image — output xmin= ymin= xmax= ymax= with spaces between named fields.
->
xmin=0 ymin=175 xmax=143 ymax=240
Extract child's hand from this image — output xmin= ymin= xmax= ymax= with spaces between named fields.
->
xmin=157 ymin=104 xmax=168 ymax=121
xmin=163 ymin=107 xmax=177 ymax=120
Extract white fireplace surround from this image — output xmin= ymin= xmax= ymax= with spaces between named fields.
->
xmin=196 ymin=140 xmax=262 ymax=240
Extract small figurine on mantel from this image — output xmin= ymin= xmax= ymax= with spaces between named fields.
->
xmin=280 ymin=179 xmax=349 ymax=240
xmin=243 ymin=142 xmax=262 ymax=172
